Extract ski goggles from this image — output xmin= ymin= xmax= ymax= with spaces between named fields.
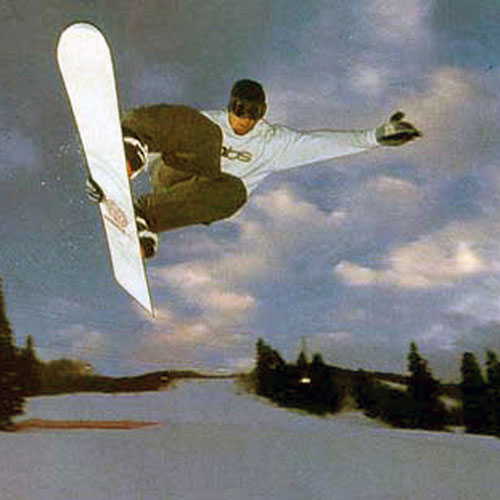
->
xmin=228 ymin=97 xmax=266 ymax=120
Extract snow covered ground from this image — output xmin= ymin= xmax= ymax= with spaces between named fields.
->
xmin=1 ymin=379 xmax=500 ymax=500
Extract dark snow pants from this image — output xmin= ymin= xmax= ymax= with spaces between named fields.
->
xmin=121 ymin=104 xmax=247 ymax=233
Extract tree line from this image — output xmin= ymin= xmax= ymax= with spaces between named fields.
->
xmin=0 ymin=279 xmax=230 ymax=431
xmin=0 ymin=278 xmax=33 ymax=430
xmin=354 ymin=341 xmax=449 ymax=430
xmin=3 ymin=272 xmax=500 ymax=436
xmin=0 ymin=278 xmax=92 ymax=430
xmin=461 ymin=350 xmax=500 ymax=436
xmin=253 ymin=337 xmax=500 ymax=437
xmin=253 ymin=338 xmax=341 ymax=415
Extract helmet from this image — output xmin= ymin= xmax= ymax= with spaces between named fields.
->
xmin=228 ymin=79 xmax=267 ymax=120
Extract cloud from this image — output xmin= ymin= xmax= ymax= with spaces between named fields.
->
xmin=253 ymin=186 xmax=323 ymax=222
xmin=350 ymin=64 xmax=389 ymax=96
xmin=366 ymin=0 xmax=432 ymax=42
xmin=317 ymin=331 xmax=352 ymax=344
xmin=446 ymin=271 xmax=500 ymax=328
xmin=263 ymin=1 xmax=435 ymax=123
xmin=41 ymin=324 xmax=109 ymax=361
xmin=339 ymin=0 xmax=435 ymax=101
xmin=130 ymin=302 xmax=251 ymax=370
xmin=163 ymin=263 xmax=214 ymax=288
xmin=249 ymin=185 xmax=349 ymax=243
xmin=335 ymin=262 xmax=380 ymax=286
xmin=0 ymin=126 xmax=39 ymax=172
xmin=154 ymin=260 xmax=257 ymax=315
xmin=137 ymin=186 xmax=350 ymax=366
xmin=143 ymin=179 xmax=441 ymax=368
xmin=371 ymin=176 xmax=420 ymax=199
xmin=335 ymin=221 xmax=488 ymax=289
xmin=139 ymin=247 xmax=261 ymax=367
xmin=400 ymin=66 xmax=499 ymax=172
xmin=418 ymin=323 xmax=460 ymax=352
xmin=205 ymin=290 xmax=256 ymax=313
xmin=328 ymin=173 xmax=425 ymax=252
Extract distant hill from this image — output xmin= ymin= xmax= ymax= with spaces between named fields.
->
xmin=38 ymin=369 xmax=235 ymax=395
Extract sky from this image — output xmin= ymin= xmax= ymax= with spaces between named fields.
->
xmin=1 ymin=0 xmax=499 ymax=380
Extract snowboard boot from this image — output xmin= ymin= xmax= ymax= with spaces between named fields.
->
xmin=136 ymin=216 xmax=158 ymax=259
xmin=124 ymin=135 xmax=149 ymax=179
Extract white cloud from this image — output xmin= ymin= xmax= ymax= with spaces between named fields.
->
xmin=418 ymin=323 xmax=459 ymax=352
xmin=336 ymin=222 xmax=488 ymax=289
xmin=140 ymin=248 xmax=260 ymax=366
xmin=158 ymin=263 xmax=214 ymax=289
xmin=366 ymin=0 xmax=432 ymax=42
xmin=42 ymin=324 xmax=108 ymax=361
xmin=252 ymin=186 xmax=327 ymax=224
xmin=350 ymin=64 xmax=388 ymax=96
xmin=335 ymin=261 xmax=380 ymax=286
xmin=0 ymin=127 xmax=39 ymax=171
xmin=371 ymin=176 xmax=419 ymax=199
xmin=332 ymin=174 xmax=424 ymax=247
xmin=388 ymin=239 xmax=485 ymax=287
xmin=154 ymin=260 xmax=257 ymax=313
xmin=138 ymin=186 xmax=347 ymax=365
xmin=447 ymin=274 xmax=500 ymax=326
xmin=130 ymin=305 xmax=251 ymax=370
xmin=205 ymin=290 xmax=256 ymax=313
xmin=322 ymin=331 xmax=352 ymax=344
xmin=400 ymin=66 xmax=499 ymax=172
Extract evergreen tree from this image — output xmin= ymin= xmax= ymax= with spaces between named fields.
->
xmin=256 ymin=338 xmax=285 ymax=372
xmin=486 ymin=350 xmax=500 ymax=436
xmin=0 ymin=278 xmax=24 ymax=430
xmin=407 ymin=348 xmax=439 ymax=403
xmin=460 ymin=352 xmax=489 ymax=434
xmin=254 ymin=339 xmax=340 ymax=414
xmin=407 ymin=341 xmax=421 ymax=376
xmin=18 ymin=335 xmax=43 ymax=396
xmin=255 ymin=338 xmax=286 ymax=396
xmin=308 ymin=352 xmax=340 ymax=413
xmin=296 ymin=350 xmax=308 ymax=378
xmin=311 ymin=353 xmax=325 ymax=368
xmin=406 ymin=342 xmax=446 ymax=429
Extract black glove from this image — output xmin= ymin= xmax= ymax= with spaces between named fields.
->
xmin=376 ymin=111 xmax=421 ymax=147
xmin=85 ymin=176 xmax=105 ymax=203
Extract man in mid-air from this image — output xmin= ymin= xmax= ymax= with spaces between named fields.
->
xmin=87 ymin=79 xmax=421 ymax=258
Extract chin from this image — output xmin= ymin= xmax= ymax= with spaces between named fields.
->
xmin=235 ymin=127 xmax=251 ymax=135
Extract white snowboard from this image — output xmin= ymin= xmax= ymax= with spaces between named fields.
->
xmin=57 ymin=23 xmax=154 ymax=315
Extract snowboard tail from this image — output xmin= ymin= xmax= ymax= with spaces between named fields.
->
xmin=57 ymin=23 xmax=154 ymax=315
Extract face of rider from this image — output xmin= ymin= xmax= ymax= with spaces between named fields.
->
xmin=228 ymin=111 xmax=259 ymax=135
xmin=227 ymin=82 xmax=267 ymax=135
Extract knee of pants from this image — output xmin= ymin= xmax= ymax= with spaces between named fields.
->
xmin=205 ymin=176 xmax=248 ymax=222
xmin=223 ymin=175 xmax=247 ymax=207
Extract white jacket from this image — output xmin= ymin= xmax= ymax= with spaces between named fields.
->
xmin=202 ymin=110 xmax=379 ymax=194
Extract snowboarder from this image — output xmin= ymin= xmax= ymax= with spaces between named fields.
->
xmin=86 ymin=79 xmax=421 ymax=258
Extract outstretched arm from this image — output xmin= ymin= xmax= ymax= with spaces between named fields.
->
xmin=274 ymin=111 xmax=421 ymax=171
xmin=274 ymin=125 xmax=378 ymax=171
